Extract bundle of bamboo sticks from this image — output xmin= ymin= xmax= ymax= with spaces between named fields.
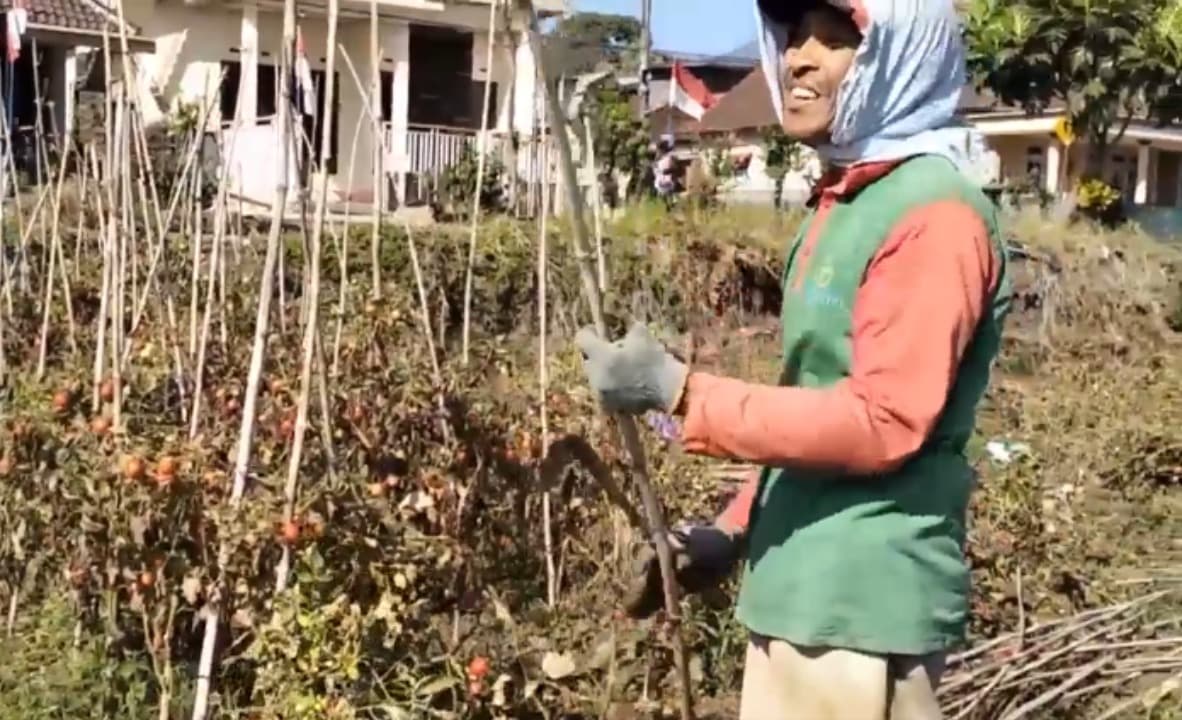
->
xmin=940 ymin=591 xmax=1182 ymax=720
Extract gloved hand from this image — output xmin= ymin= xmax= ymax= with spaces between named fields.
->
xmin=574 ymin=323 xmax=688 ymax=415
xmin=622 ymin=523 xmax=744 ymax=619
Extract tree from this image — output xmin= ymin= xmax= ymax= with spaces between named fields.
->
xmin=964 ymin=0 xmax=1182 ymax=176
xmin=583 ymin=83 xmax=653 ymax=203
xmin=545 ymin=12 xmax=643 ymax=76
xmin=761 ymin=126 xmax=803 ymax=210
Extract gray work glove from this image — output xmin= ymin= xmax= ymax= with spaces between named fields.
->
xmin=574 ymin=323 xmax=689 ymax=415
xmin=623 ymin=523 xmax=744 ymax=619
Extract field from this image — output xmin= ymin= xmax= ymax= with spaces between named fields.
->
xmin=0 ymin=166 xmax=1179 ymax=720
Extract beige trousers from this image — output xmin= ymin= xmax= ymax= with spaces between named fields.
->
xmin=739 ymin=634 xmax=946 ymax=720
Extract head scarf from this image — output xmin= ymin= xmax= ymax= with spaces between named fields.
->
xmin=756 ymin=0 xmax=993 ymax=183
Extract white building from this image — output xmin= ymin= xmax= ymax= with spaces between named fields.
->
xmin=117 ymin=0 xmax=564 ymax=210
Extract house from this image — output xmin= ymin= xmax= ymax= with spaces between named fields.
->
xmin=119 ymin=0 xmax=565 ymax=211
xmin=641 ymin=44 xmax=758 ymax=141
xmin=961 ymin=89 xmax=1182 ymax=234
xmin=694 ymin=62 xmax=1182 ymax=235
xmin=0 ymin=0 xmax=154 ymax=178
xmin=696 ymin=65 xmax=820 ymax=205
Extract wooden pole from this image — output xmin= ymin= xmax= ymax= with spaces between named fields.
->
xmin=369 ymin=0 xmax=382 ymax=299
xmin=639 ymin=0 xmax=653 ymax=110
xmin=519 ymin=2 xmax=694 ymax=718
xmin=191 ymin=0 xmax=298 ymax=716
xmin=461 ymin=0 xmax=500 ymax=365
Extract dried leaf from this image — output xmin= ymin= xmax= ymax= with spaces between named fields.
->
xmin=491 ymin=673 xmax=512 ymax=707
xmin=490 ymin=593 xmax=514 ymax=626
xmin=231 ymin=608 xmax=254 ymax=629
xmin=586 ymin=633 xmax=615 ymax=671
xmin=130 ymin=515 xmax=149 ymax=546
xmin=181 ymin=576 xmax=202 ymax=605
xmin=541 ymin=650 xmax=577 ymax=680
xmin=399 ymin=489 xmax=435 ymax=512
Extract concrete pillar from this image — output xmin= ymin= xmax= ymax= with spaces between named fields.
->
xmin=62 ymin=48 xmax=77 ymax=141
xmin=389 ymin=21 xmax=410 ymax=204
xmin=239 ymin=1 xmax=259 ymax=124
xmin=511 ymin=30 xmax=535 ymax=136
xmin=1045 ymin=141 xmax=1061 ymax=195
xmin=1134 ymin=142 xmax=1150 ymax=205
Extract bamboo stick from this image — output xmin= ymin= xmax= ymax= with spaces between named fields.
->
xmin=518 ymin=3 xmax=694 ymax=718
xmin=191 ymin=0 xmax=298 ymax=716
xmin=276 ymin=0 xmax=339 ymax=593
xmin=460 ymin=0 xmax=500 ymax=365
xmin=369 ymin=0 xmax=382 ymax=300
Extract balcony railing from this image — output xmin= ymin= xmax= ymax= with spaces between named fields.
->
xmin=404 ymin=123 xmax=478 ymax=177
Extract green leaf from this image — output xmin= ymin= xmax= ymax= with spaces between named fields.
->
xmin=416 ymin=674 xmax=460 ymax=697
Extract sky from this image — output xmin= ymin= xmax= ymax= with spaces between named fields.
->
xmin=572 ymin=0 xmax=758 ymax=58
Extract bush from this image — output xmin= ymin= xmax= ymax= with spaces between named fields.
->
xmin=0 ymin=205 xmax=1178 ymax=718
xmin=435 ymin=143 xmax=506 ymax=220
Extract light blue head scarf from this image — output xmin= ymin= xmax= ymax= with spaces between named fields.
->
xmin=756 ymin=0 xmax=992 ymax=182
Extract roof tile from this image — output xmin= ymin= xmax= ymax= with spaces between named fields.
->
xmin=1 ymin=0 xmax=136 ymax=35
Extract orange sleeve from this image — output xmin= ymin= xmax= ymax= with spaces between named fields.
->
xmin=679 ymin=200 xmax=1000 ymax=476
xmin=715 ymin=470 xmax=761 ymax=533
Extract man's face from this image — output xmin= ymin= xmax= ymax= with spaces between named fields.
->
xmin=780 ymin=5 xmax=862 ymax=145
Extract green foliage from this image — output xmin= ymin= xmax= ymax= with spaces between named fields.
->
xmin=964 ymin=0 xmax=1182 ymax=167
xmin=761 ymin=126 xmax=804 ymax=209
xmin=0 ymin=596 xmax=160 ymax=718
xmin=585 ymin=85 xmax=653 ymax=201
xmin=546 ymin=12 xmax=643 ymax=75
xmin=147 ymin=100 xmax=215 ymax=207
xmin=1075 ymin=177 xmax=1125 ymax=225
xmin=436 ymin=143 xmax=505 ymax=220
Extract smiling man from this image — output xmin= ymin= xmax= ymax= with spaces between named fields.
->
xmin=574 ymin=0 xmax=1012 ymax=718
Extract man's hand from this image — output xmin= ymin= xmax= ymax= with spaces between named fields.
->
xmin=623 ymin=523 xmax=744 ymax=619
xmin=575 ymin=323 xmax=689 ymax=415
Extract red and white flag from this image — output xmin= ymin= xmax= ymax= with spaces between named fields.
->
xmin=294 ymin=26 xmax=316 ymax=116
xmin=667 ymin=61 xmax=717 ymax=120
xmin=6 ymin=0 xmax=28 ymax=64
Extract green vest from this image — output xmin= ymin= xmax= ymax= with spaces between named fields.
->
xmin=735 ymin=155 xmax=1012 ymax=655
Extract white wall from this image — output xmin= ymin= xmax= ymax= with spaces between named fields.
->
xmin=121 ymin=0 xmax=539 ymax=204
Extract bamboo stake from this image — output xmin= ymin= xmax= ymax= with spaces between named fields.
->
xmin=109 ymin=95 xmax=127 ymax=432
xmin=191 ymin=0 xmax=298 ymax=716
xmin=339 ymin=47 xmax=441 ymax=381
xmin=189 ymin=117 xmax=240 ymax=434
xmin=519 ymin=3 xmax=693 ymax=718
xmin=369 ymin=0 xmax=382 ymax=300
xmin=277 ymin=0 xmax=338 ymax=593
xmin=585 ymin=122 xmax=606 ymax=291
xmin=188 ymin=162 xmax=204 ymax=360
xmin=91 ymin=146 xmax=113 ymax=413
xmin=460 ymin=0 xmax=500 ymax=365
xmin=537 ymin=171 xmax=556 ymax=607
xmin=331 ymin=109 xmax=366 ymax=377
xmin=35 ymin=140 xmax=74 ymax=378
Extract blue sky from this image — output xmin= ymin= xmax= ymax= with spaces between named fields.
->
xmin=572 ymin=0 xmax=757 ymax=57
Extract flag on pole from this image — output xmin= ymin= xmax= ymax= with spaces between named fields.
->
xmin=666 ymin=61 xmax=716 ymax=121
xmin=6 ymin=0 xmax=28 ymax=64
xmin=294 ymin=25 xmax=317 ymax=116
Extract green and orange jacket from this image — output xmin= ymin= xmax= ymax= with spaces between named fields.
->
xmin=675 ymin=155 xmax=1011 ymax=654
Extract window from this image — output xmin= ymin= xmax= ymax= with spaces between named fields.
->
xmin=380 ymin=70 xmax=393 ymax=122
xmin=408 ymin=24 xmax=483 ymax=128
xmin=219 ymin=60 xmax=278 ymax=123
xmin=1024 ymin=146 xmax=1044 ymax=188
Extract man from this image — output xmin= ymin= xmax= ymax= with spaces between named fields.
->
xmin=654 ymin=134 xmax=679 ymax=206
xmin=575 ymin=1 xmax=1011 ymax=718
